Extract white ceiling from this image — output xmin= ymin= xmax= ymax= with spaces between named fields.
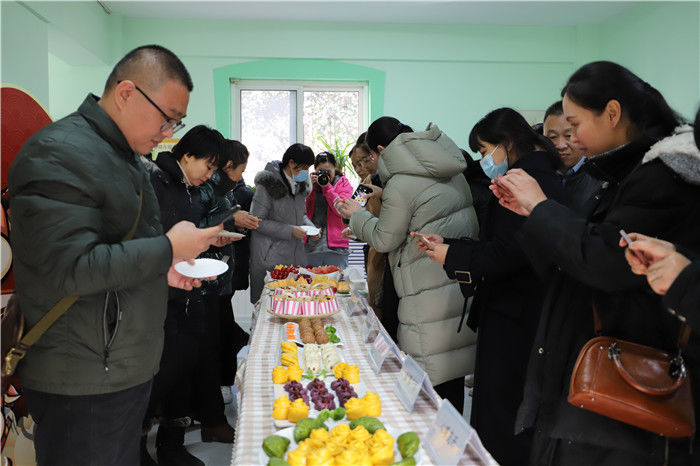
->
xmin=101 ymin=1 xmax=644 ymax=26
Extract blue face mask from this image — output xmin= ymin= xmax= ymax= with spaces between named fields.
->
xmin=479 ymin=145 xmax=508 ymax=179
xmin=293 ymin=170 xmax=309 ymax=182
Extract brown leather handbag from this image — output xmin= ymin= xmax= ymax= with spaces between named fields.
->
xmin=568 ymin=305 xmax=694 ymax=438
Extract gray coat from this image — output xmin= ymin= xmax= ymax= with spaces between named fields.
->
xmin=350 ymin=123 xmax=480 ymax=386
xmin=249 ymin=161 xmax=312 ymax=303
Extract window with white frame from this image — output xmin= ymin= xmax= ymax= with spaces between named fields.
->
xmin=231 ymin=80 xmax=368 ymax=184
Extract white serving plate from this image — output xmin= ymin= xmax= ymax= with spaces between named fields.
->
xmin=173 ymin=258 xmax=228 ymax=279
xmin=299 ymin=225 xmax=321 ymax=236
xmin=217 ymin=230 xmax=245 ymax=239
xmin=260 ymin=423 xmax=426 ymax=464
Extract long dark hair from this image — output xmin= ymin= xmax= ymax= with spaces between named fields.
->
xmin=562 ymin=61 xmax=682 ymax=139
xmin=468 ymin=108 xmax=561 ymax=169
xmin=366 ymin=117 xmax=414 ymax=153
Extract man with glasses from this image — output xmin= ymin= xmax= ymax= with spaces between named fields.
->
xmin=7 ymin=45 xmax=222 ymax=466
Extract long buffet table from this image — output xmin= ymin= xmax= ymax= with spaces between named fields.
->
xmin=232 ymin=287 xmax=497 ymax=465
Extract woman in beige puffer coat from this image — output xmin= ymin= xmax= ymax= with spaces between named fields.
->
xmin=341 ymin=117 xmax=479 ymax=407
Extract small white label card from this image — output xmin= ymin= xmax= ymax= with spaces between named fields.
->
xmin=349 ymin=292 xmax=367 ymax=316
xmin=422 ymin=377 xmax=442 ymax=408
xmin=425 ymin=400 xmax=471 ymax=465
xmin=360 ymin=313 xmax=374 ymax=343
xmin=379 ymin=328 xmax=403 ymax=363
xmin=393 ymin=356 xmax=427 ymax=412
xmin=368 ymin=332 xmax=392 ymax=373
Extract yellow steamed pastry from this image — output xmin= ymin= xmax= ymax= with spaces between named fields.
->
xmin=287 ymin=364 xmax=304 ymax=382
xmin=281 ymin=341 xmax=298 ymax=354
xmin=349 ymin=425 xmax=372 ymax=443
xmin=343 ymin=365 xmax=360 ymax=384
xmin=369 ymin=443 xmax=395 ymax=466
xmin=306 ymin=447 xmax=333 ymax=466
xmin=281 ymin=352 xmax=299 ymax=367
xmin=287 ymin=398 xmax=310 ymax=423
xmin=363 ymin=391 xmax=381 ymax=417
xmin=287 ymin=448 xmax=306 ymax=466
xmin=272 ymin=395 xmax=291 ymax=420
xmin=344 ymin=397 xmax=367 ymax=421
xmin=333 ymin=362 xmax=347 ymax=379
xmin=272 ymin=365 xmax=288 ymax=384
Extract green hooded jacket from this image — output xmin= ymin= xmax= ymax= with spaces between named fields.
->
xmin=8 ymin=94 xmax=172 ymax=395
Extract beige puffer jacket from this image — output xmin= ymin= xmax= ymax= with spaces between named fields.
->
xmin=350 ymin=123 xmax=479 ymax=385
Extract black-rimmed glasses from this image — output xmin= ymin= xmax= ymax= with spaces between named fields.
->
xmin=118 ymin=80 xmax=186 ymax=134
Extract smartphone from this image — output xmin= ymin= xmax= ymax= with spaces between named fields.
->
xmin=620 ymin=229 xmax=649 ymax=266
xmin=352 ymin=184 xmax=373 ymax=207
xmin=208 ymin=206 xmax=238 ymax=226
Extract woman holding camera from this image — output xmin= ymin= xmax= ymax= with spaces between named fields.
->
xmin=305 ymin=151 xmax=354 ymax=268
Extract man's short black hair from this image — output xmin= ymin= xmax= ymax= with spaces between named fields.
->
xmin=172 ymin=125 xmax=224 ymax=167
xmin=104 ymin=45 xmax=193 ymax=93
xmin=543 ymin=100 xmax=564 ymax=123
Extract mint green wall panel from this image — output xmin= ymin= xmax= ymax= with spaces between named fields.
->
xmin=1 ymin=1 xmax=50 ymax=107
xmin=599 ymin=3 xmax=700 ymax=119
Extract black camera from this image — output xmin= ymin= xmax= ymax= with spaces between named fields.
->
xmin=317 ymin=169 xmax=331 ymax=186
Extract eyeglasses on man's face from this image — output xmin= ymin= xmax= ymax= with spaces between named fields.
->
xmin=118 ymin=80 xmax=186 ymax=134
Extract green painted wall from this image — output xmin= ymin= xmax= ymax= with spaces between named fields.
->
xmin=1 ymin=1 xmax=50 ymax=106
xmin=3 ymin=1 xmax=698 ymax=144
xmin=598 ymin=2 xmax=700 ymax=119
xmin=120 ymin=17 xmax=580 ymax=146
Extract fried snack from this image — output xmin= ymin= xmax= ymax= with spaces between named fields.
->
xmin=315 ymin=329 xmax=329 ymax=344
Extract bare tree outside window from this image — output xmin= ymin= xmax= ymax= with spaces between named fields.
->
xmin=240 ymin=90 xmax=294 ymax=181
xmin=234 ymin=83 xmax=366 ymax=186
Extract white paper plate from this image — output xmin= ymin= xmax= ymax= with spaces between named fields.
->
xmin=217 ymin=231 xmax=245 ymax=239
xmin=260 ymin=424 xmax=426 ymax=464
xmin=299 ymin=225 xmax=321 ymax=236
xmin=173 ymin=258 xmax=228 ymax=279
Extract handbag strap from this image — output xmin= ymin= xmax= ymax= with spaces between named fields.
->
xmin=592 ymin=300 xmax=690 ymax=351
xmin=16 ymin=190 xmax=143 ymax=350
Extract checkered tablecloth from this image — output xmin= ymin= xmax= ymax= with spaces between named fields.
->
xmin=232 ymin=291 xmax=497 ymax=465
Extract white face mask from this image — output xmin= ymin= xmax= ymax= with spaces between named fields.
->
xmin=479 ymin=145 xmax=508 ymax=179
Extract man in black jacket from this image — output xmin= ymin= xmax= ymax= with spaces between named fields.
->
xmin=542 ymin=101 xmax=601 ymax=214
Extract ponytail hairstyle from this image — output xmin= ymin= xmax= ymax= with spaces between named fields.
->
xmin=562 ymin=61 xmax=682 ymax=139
xmin=468 ymin=108 xmax=561 ymax=169
xmin=366 ymin=117 xmax=414 ymax=153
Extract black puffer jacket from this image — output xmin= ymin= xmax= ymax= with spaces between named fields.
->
xmin=515 ymin=127 xmax=700 ymax=463
xmin=145 ymin=152 xmax=208 ymax=331
xmin=231 ymin=179 xmax=254 ymax=291
xmin=461 ymin=150 xmax=492 ymax=226
xmin=444 ymin=151 xmax=565 ymax=466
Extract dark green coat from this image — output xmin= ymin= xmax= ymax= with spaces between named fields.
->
xmin=8 ymin=94 xmax=172 ymax=396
